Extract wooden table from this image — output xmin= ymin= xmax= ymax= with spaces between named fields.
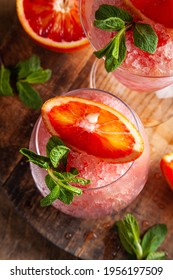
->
xmin=1 ymin=0 xmax=173 ymax=260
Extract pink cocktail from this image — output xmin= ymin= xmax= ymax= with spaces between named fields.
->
xmin=80 ymin=0 xmax=173 ymax=126
xmin=29 ymin=88 xmax=150 ymax=219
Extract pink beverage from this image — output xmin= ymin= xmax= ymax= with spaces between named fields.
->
xmin=80 ymin=0 xmax=173 ymax=91
xmin=29 ymin=89 xmax=150 ymax=219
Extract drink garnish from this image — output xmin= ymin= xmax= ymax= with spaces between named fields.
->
xmin=0 ymin=55 xmax=51 ymax=109
xmin=41 ymin=96 xmax=144 ymax=163
xmin=93 ymin=4 xmax=158 ymax=72
xmin=20 ymin=135 xmax=90 ymax=206
xmin=116 ymin=213 xmax=167 ymax=260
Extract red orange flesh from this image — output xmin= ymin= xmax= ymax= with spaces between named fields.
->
xmin=16 ymin=0 xmax=89 ymax=52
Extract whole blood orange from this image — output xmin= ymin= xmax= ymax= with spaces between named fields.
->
xmin=41 ymin=96 xmax=144 ymax=163
xmin=16 ymin=0 xmax=89 ymax=52
xmin=125 ymin=0 xmax=173 ymax=29
xmin=160 ymin=153 xmax=173 ymax=191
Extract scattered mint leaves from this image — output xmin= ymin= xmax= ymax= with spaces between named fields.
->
xmin=141 ymin=223 xmax=167 ymax=258
xmin=94 ymin=4 xmax=158 ymax=72
xmin=0 ymin=64 xmax=13 ymax=96
xmin=20 ymin=136 xmax=90 ymax=206
xmin=17 ymin=81 xmax=42 ymax=110
xmin=116 ymin=213 xmax=167 ymax=260
xmin=0 ymin=55 xmax=52 ymax=109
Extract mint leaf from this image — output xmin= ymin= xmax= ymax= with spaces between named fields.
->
xmin=146 ymin=251 xmax=166 ymax=260
xmin=116 ymin=213 xmax=167 ymax=260
xmin=52 ymin=171 xmax=82 ymax=195
xmin=116 ymin=213 xmax=142 ymax=258
xmin=46 ymin=136 xmax=65 ymax=157
xmin=59 ymin=188 xmax=74 ymax=204
xmin=45 ymin=174 xmax=56 ymax=191
xmin=133 ymin=23 xmax=158 ymax=54
xmin=62 ymin=172 xmax=90 ymax=186
xmin=20 ymin=148 xmax=50 ymax=169
xmin=105 ymin=28 xmax=126 ymax=72
xmin=0 ymin=64 xmax=13 ymax=96
xmin=17 ymin=81 xmax=42 ymax=109
xmin=94 ymin=38 xmax=115 ymax=59
xmin=40 ymin=185 xmax=60 ymax=207
xmin=95 ymin=4 xmax=133 ymax=22
xmin=141 ymin=224 xmax=167 ymax=258
xmin=69 ymin=167 xmax=79 ymax=175
xmin=16 ymin=55 xmax=41 ymax=79
xmin=23 ymin=69 xmax=52 ymax=84
xmin=50 ymin=145 xmax=70 ymax=168
xmin=94 ymin=17 xmax=125 ymax=31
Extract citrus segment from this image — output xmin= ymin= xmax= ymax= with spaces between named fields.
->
xmin=160 ymin=153 xmax=173 ymax=191
xmin=125 ymin=0 xmax=173 ymax=29
xmin=41 ymin=96 xmax=144 ymax=163
xmin=16 ymin=0 xmax=89 ymax=52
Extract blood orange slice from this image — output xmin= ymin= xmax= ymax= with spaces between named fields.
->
xmin=125 ymin=0 xmax=173 ymax=29
xmin=41 ymin=96 xmax=144 ymax=163
xmin=160 ymin=153 xmax=173 ymax=191
xmin=16 ymin=0 xmax=89 ymax=52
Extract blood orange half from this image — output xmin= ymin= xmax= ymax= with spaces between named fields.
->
xmin=16 ymin=0 xmax=89 ymax=52
xmin=41 ymin=96 xmax=144 ymax=163
xmin=160 ymin=153 xmax=173 ymax=191
xmin=125 ymin=0 xmax=173 ymax=29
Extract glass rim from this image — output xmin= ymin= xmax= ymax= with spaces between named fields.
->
xmin=79 ymin=0 xmax=173 ymax=79
xmin=34 ymin=87 xmax=141 ymax=191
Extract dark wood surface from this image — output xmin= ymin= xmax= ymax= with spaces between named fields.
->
xmin=1 ymin=0 xmax=173 ymax=260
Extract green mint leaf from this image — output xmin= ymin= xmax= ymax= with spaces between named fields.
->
xmin=94 ymin=38 xmax=114 ymax=59
xmin=50 ymin=145 xmax=70 ymax=168
xmin=141 ymin=224 xmax=167 ymax=258
xmin=105 ymin=28 xmax=126 ymax=72
xmin=20 ymin=148 xmax=50 ymax=169
xmin=16 ymin=55 xmax=41 ymax=79
xmin=62 ymin=172 xmax=90 ymax=186
xmin=94 ymin=17 xmax=125 ymax=31
xmin=69 ymin=167 xmax=79 ymax=175
xmin=0 ymin=64 xmax=13 ymax=96
xmin=116 ymin=214 xmax=142 ymax=259
xmin=17 ymin=81 xmax=42 ymax=110
xmin=59 ymin=188 xmax=74 ymax=205
xmin=53 ymin=171 xmax=82 ymax=195
xmin=133 ymin=23 xmax=158 ymax=54
xmin=23 ymin=69 xmax=52 ymax=84
xmin=45 ymin=174 xmax=56 ymax=191
xmin=40 ymin=185 xmax=60 ymax=207
xmin=95 ymin=4 xmax=133 ymax=22
xmin=146 ymin=251 xmax=166 ymax=260
xmin=46 ymin=136 xmax=65 ymax=157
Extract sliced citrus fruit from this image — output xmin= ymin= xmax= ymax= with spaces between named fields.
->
xmin=16 ymin=0 xmax=89 ymax=52
xmin=125 ymin=0 xmax=173 ymax=29
xmin=41 ymin=96 xmax=144 ymax=163
xmin=160 ymin=153 xmax=173 ymax=191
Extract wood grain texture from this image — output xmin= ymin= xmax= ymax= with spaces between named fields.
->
xmin=0 ymin=0 xmax=173 ymax=260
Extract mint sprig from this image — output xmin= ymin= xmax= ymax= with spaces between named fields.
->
xmin=20 ymin=136 xmax=90 ymax=206
xmin=116 ymin=213 xmax=167 ymax=260
xmin=0 ymin=55 xmax=52 ymax=109
xmin=94 ymin=4 xmax=158 ymax=72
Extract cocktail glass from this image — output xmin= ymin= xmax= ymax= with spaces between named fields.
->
xmin=79 ymin=0 xmax=173 ymax=127
xmin=29 ymin=88 xmax=150 ymax=219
